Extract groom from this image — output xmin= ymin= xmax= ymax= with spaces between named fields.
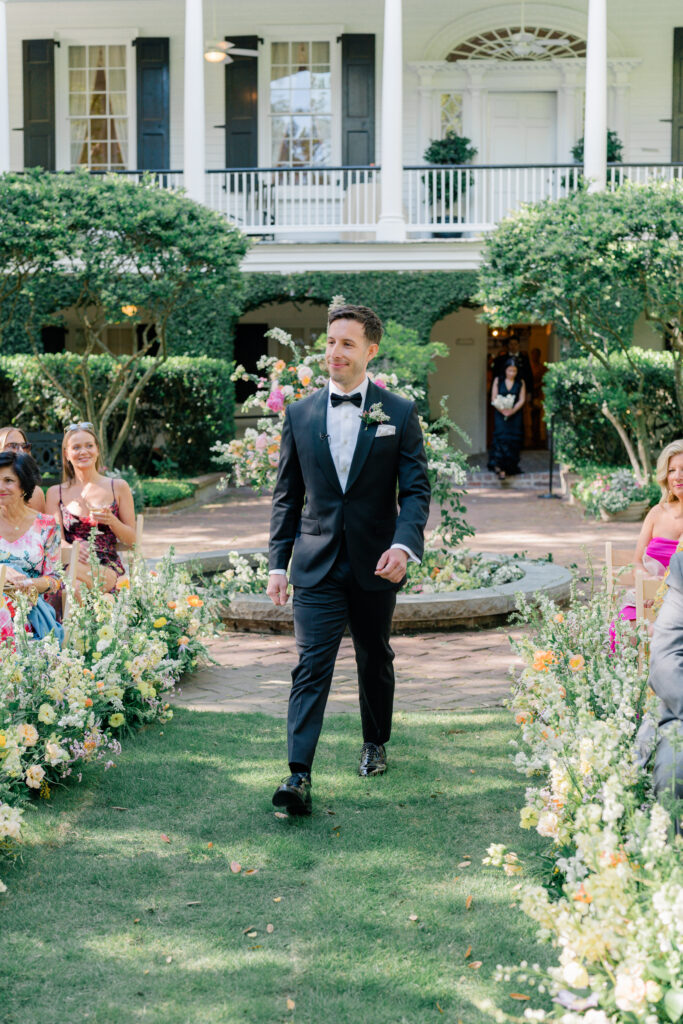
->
xmin=267 ymin=304 xmax=431 ymax=815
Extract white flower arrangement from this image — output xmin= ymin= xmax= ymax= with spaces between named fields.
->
xmin=491 ymin=393 xmax=515 ymax=412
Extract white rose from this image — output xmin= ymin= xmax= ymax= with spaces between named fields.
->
xmin=537 ymin=810 xmax=559 ymax=839
xmin=25 ymin=764 xmax=46 ymax=789
xmin=615 ymin=971 xmax=647 ymax=1012
xmin=562 ymin=961 xmax=589 ymax=988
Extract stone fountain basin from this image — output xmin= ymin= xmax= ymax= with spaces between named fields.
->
xmin=219 ymin=557 xmax=572 ymax=634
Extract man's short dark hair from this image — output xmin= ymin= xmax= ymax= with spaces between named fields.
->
xmin=0 ymin=450 xmax=40 ymax=500
xmin=327 ymin=304 xmax=383 ymax=345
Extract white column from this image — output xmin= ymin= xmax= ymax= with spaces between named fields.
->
xmin=184 ymin=0 xmax=206 ymax=203
xmin=377 ymin=0 xmax=406 ymax=242
xmin=584 ymin=0 xmax=607 ymax=191
xmin=0 ymin=1 xmax=10 ymax=173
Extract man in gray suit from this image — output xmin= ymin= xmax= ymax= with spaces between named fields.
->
xmin=266 ymin=304 xmax=431 ymax=815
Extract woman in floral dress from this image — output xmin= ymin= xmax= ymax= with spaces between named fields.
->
xmin=46 ymin=424 xmax=136 ymax=594
xmin=0 ymin=451 xmax=61 ymax=642
xmin=0 ymin=426 xmax=45 ymax=512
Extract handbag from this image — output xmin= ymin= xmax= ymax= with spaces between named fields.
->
xmin=27 ymin=596 xmax=65 ymax=647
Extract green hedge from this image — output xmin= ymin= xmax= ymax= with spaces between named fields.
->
xmin=241 ymin=271 xmax=478 ymax=338
xmin=141 ymin=478 xmax=198 ymax=507
xmin=544 ymin=350 xmax=680 ymax=469
xmin=0 ymin=354 xmax=234 ymax=475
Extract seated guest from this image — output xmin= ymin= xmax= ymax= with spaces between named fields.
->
xmin=0 ymin=450 xmax=62 ymax=642
xmin=45 ymin=423 xmax=135 ymax=593
xmin=621 ymin=439 xmax=683 ymax=620
xmin=646 ymin=550 xmax=683 ymax=826
xmin=0 ymin=426 xmax=46 ymax=512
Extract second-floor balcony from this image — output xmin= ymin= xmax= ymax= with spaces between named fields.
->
xmin=109 ymin=162 xmax=683 ymax=240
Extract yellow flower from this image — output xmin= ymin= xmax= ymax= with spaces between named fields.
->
xmin=115 ymin=578 xmax=130 ymax=590
xmin=18 ymin=723 xmax=39 ymax=747
xmin=38 ymin=704 xmax=56 ymax=725
xmin=0 ymin=733 xmax=6 ymax=748
xmin=109 ymin=713 xmax=125 ymax=728
xmin=569 ymin=654 xmax=585 ymax=672
xmin=153 ymin=617 xmax=168 ymax=629
xmin=121 ymin=304 xmax=138 ymax=316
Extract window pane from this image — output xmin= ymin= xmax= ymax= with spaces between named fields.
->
xmin=311 ymin=117 xmax=331 ymax=164
xmin=89 ymin=67 xmax=107 ymax=92
xmin=311 ymin=71 xmax=330 ymax=88
xmin=112 ymin=117 xmax=128 ymax=141
xmin=270 ymin=65 xmax=290 ymax=86
xmin=271 ymin=42 xmax=289 ymax=65
xmin=109 ymin=69 xmax=126 ymax=92
xmin=69 ymin=46 xmax=86 ymax=69
xmin=69 ymin=70 xmax=86 ymax=92
xmin=108 ymin=45 xmax=126 ymax=67
xmin=90 ymin=140 xmax=108 ymax=164
xmin=88 ymin=45 xmax=107 ymax=68
xmin=71 ymin=142 xmax=88 ymax=166
xmin=91 ymin=118 xmax=108 ymax=140
xmin=271 ymin=116 xmax=290 ymax=165
xmin=110 ymin=138 xmax=125 ymax=166
xmin=311 ymin=41 xmax=329 ymax=64
xmin=270 ymin=88 xmax=290 ymax=114
xmin=292 ymin=42 xmax=309 ymax=67
xmin=69 ymin=94 xmax=87 ymax=116
xmin=89 ymin=94 xmax=107 ymax=116
xmin=311 ymin=90 xmax=331 ymax=114
xmin=291 ymin=89 xmax=311 ymax=114
xmin=110 ymin=93 xmax=126 ymax=116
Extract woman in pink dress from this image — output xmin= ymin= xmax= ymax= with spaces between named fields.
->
xmin=621 ymin=440 xmax=683 ymax=620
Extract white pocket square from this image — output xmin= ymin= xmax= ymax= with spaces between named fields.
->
xmin=375 ymin=424 xmax=396 ymax=437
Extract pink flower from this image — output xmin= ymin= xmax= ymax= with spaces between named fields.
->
xmin=374 ymin=377 xmax=387 ymax=389
xmin=254 ymin=432 xmax=268 ymax=451
xmin=266 ymin=387 xmax=285 ymax=413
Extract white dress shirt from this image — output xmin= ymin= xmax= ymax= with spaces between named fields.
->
xmin=270 ymin=378 xmax=419 ymax=574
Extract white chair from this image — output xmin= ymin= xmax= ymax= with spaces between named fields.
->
xmin=605 ymin=541 xmax=635 ymax=602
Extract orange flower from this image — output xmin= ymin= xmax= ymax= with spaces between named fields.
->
xmin=573 ymin=884 xmax=592 ymax=904
xmin=84 ymin=697 xmax=93 ymax=707
xmin=84 ymin=739 xmax=96 ymax=752
xmin=116 ymin=578 xmax=130 ymax=590
xmin=558 ymin=686 xmax=566 ymax=698
xmin=178 ymin=635 xmax=190 ymax=646
xmin=186 ymin=595 xmax=204 ymax=608
xmin=532 ymin=650 xmax=555 ymax=672
xmin=553 ymin=613 xmax=564 ymax=624
xmin=515 ymin=712 xmax=532 ymax=725
xmin=83 ymin=668 xmax=94 ymax=678
xmin=569 ymin=655 xmax=585 ymax=672
xmin=96 ymin=682 xmax=104 ymax=691
xmin=167 ymin=600 xmax=177 ymax=610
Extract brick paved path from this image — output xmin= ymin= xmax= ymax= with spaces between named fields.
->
xmin=150 ymin=483 xmax=641 ymax=715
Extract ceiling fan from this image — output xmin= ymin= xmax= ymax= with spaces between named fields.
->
xmin=507 ymin=1 xmax=558 ymax=57
xmin=204 ymin=0 xmax=259 ymax=63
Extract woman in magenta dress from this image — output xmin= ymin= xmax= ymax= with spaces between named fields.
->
xmin=621 ymin=440 xmax=683 ymax=619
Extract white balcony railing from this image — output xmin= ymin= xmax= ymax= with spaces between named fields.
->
xmin=71 ymin=163 xmax=683 ymax=239
xmin=205 ymin=166 xmax=380 ymax=234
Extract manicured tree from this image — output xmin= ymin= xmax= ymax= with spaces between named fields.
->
xmin=0 ymin=170 xmax=248 ymax=467
xmin=476 ymin=183 xmax=683 ymax=483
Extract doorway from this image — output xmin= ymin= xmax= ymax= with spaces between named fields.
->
xmin=487 ymin=91 xmax=557 ymax=218
xmin=486 ymin=324 xmax=552 ymax=451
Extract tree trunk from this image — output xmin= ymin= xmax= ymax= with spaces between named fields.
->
xmin=600 ymin=401 xmax=648 ymax=485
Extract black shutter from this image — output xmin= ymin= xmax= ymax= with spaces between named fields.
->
xmin=673 ymin=28 xmax=683 ymax=161
xmin=22 ymin=40 xmax=55 ymax=169
xmin=224 ymin=36 xmax=258 ymax=167
xmin=136 ymin=38 xmax=170 ymax=169
xmin=341 ymin=34 xmax=375 ymax=166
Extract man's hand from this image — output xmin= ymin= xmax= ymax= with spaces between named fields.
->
xmin=375 ymin=548 xmax=408 ymax=583
xmin=267 ymin=573 xmax=290 ymax=606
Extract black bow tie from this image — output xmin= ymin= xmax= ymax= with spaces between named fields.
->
xmin=330 ymin=391 xmax=362 ymax=408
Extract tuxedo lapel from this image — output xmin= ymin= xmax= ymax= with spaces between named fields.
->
xmin=312 ymin=386 xmax=343 ymax=494
xmin=345 ymin=380 xmax=380 ymax=494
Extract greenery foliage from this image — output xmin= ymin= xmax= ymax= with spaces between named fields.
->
xmin=572 ymin=467 xmax=659 ymax=518
xmin=543 ymin=351 xmax=678 ymax=473
xmin=0 ymin=170 xmax=247 ymax=466
xmin=570 ymin=128 xmax=624 ymax=164
xmin=241 ymin=271 xmax=478 ymax=340
xmin=140 ymin=479 xmax=198 ymax=508
xmin=0 ymin=354 xmax=235 ymax=476
xmin=477 ymin=182 xmax=683 ymax=482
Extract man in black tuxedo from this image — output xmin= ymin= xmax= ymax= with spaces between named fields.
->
xmin=267 ymin=304 xmax=431 ymax=815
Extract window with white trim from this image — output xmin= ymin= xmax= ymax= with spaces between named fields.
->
xmin=269 ymin=41 xmax=332 ymax=166
xmin=440 ymin=93 xmax=463 ymax=136
xmin=68 ymin=44 xmax=128 ymax=169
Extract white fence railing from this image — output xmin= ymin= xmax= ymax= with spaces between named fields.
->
xmin=81 ymin=163 xmax=683 ymax=237
xmin=205 ymin=167 xmax=380 ymax=234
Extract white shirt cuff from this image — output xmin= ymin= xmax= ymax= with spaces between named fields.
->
xmin=269 ymin=569 xmax=287 ymax=575
xmin=391 ymin=543 xmax=419 ymax=564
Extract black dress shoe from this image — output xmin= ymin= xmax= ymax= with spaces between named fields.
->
xmin=358 ymin=742 xmax=387 ymax=777
xmin=272 ymin=773 xmax=312 ymax=816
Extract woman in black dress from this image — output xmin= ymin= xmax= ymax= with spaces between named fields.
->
xmin=488 ymin=357 xmax=526 ymax=480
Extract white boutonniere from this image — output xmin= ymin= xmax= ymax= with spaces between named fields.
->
xmin=359 ymin=403 xmax=390 ymax=430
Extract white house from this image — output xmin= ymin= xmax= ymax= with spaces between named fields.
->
xmin=0 ymin=0 xmax=681 ymax=452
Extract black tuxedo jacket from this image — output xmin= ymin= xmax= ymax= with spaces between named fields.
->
xmin=268 ymin=380 xmax=431 ymax=591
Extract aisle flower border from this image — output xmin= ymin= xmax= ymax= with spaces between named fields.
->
xmin=0 ymin=552 xmax=220 ymax=891
xmin=480 ymin=583 xmax=683 ymax=1024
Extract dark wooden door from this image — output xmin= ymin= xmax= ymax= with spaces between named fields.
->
xmin=22 ymin=40 xmax=55 ymax=169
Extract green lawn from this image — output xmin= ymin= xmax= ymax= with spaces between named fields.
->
xmin=0 ymin=709 xmax=552 ymax=1024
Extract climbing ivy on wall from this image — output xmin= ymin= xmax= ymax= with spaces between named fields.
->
xmin=240 ymin=271 xmax=479 ymax=339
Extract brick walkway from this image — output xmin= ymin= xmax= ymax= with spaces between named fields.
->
xmin=150 ymin=481 xmax=642 ymax=716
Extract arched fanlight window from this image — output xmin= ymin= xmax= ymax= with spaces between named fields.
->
xmin=446 ymin=27 xmax=586 ymax=62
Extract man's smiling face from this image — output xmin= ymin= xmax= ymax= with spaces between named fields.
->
xmin=325 ymin=318 xmax=378 ymax=393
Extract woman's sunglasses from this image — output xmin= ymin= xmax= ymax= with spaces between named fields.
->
xmin=65 ymin=422 xmax=95 ymax=433
xmin=4 ymin=442 xmax=32 ymax=453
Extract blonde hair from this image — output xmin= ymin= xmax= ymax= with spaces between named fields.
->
xmin=62 ymin=426 xmax=103 ymax=483
xmin=0 ymin=425 xmax=28 ymax=449
xmin=656 ymin=439 xmax=683 ymax=503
